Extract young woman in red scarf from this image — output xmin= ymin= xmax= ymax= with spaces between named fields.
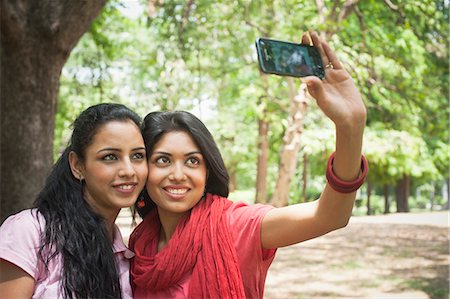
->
xmin=129 ymin=31 xmax=368 ymax=299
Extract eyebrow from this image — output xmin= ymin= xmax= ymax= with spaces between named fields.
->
xmin=152 ymin=151 xmax=202 ymax=156
xmin=97 ymin=147 xmax=146 ymax=154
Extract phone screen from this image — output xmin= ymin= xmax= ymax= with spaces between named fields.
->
xmin=255 ymin=38 xmax=325 ymax=79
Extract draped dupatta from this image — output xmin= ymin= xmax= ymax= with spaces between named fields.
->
xmin=129 ymin=193 xmax=246 ymax=298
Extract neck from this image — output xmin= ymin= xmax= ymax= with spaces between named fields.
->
xmin=157 ymin=208 xmax=188 ymax=251
xmin=105 ymin=218 xmax=117 ymax=241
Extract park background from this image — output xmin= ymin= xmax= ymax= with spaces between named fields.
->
xmin=1 ymin=0 xmax=449 ymax=298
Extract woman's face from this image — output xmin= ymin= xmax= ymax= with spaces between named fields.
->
xmin=146 ymin=131 xmax=207 ymax=221
xmin=74 ymin=120 xmax=148 ymax=220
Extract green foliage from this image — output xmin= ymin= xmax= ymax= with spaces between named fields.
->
xmin=55 ymin=2 xmax=140 ymax=158
xmin=364 ymin=126 xmax=440 ymax=185
xmin=55 ymin=0 xmax=449 ymax=208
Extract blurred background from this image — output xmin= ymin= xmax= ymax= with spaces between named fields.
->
xmin=59 ymin=0 xmax=450 ymax=214
xmin=1 ymin=0 xmax=448 ymax=298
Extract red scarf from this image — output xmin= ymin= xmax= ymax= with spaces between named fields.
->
xmin=129 ymin=193 xmax=246 ymax=298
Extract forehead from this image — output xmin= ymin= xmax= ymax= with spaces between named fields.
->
xmin=153 ymin=131 xmax=199 ymax=152
xmin=88 ymin=120 xmax=143 ymax=149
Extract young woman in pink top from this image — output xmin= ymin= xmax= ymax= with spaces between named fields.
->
xmin=129 ymin=31 xmax=368 ymax=298
xmin=0 ymin=103 xmax=148 ymax=298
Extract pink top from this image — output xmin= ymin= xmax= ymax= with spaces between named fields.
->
xmin=0 ymin=209 xmax=134 ymax=299
xmin=133 ymin=201 xmax=277 ymax=299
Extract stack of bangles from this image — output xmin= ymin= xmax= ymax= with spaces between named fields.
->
xmin=326 ymin=152 xmax=369 ymax=193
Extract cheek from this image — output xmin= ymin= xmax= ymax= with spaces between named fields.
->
xmin=85 ymin=166 xmax=112 ymax=183
xmin=137 ymin=163 xmax=149 ymax=181
xmin=192 ymin=169 xmax=207 ymax=186
xmin=147 ymin=166 xmax=164 ymax=185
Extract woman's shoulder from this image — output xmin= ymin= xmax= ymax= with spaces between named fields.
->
xmin=225 ymin=199 xmax=274 ymax=215
xmin=1 ymin=208 xmax=43 ymax=232
xmin=0 ymin=209 xmax=51 ymax=286
xmin=222 ymin=198 xmax=274 ymax=227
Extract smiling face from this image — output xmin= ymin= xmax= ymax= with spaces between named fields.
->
xmin=146 ymin=130 xmax=208 ymax=222
xmin=70 ymin=120 xmax=148 ymax=221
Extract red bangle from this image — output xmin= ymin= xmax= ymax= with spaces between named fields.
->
xmin=326 ymin=152 xmax=368 ymax=193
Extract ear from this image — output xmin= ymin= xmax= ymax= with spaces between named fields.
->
xmin=68 ymin=151 xmax=84 ymax=180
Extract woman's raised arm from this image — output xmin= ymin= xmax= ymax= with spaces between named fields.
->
xmin=261 ymin=31 xmax=367 ymax=249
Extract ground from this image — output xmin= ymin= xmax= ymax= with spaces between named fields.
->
xmin=117 ymin=210 xmax=449 ymax=299
xmin=263 ymin=211 xmax=449 ymax=299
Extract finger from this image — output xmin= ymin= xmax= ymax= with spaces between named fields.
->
xmin=301 ymin=32 xmax=311 ymax=45
xmin=322 ymin=40 xmax=343 ymax=69
xmin=309 ymin=31 xmax=329 ymax=65
xmin=301 ymin=75 xmax=325 ymax=100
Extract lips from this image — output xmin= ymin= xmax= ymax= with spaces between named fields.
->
xmin=113 ymin=182 xmax=138 ymax=194
xmin=165 ymin=188 xmax=188 ymax=194
xmin=163 ymin=186 xmax=189 ymax=199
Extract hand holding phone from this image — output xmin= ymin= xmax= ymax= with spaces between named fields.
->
xmin=255 ymin=37 xmax=325 ymax=79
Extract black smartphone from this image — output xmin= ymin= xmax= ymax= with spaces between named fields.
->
xmin=255 ymin=37 xmax=325 ymax=79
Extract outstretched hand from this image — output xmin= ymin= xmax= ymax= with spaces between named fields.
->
xmin=301 ymin=32 xmax=366 ymax=128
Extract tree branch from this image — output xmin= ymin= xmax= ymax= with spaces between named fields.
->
xmin=382 ymin=0 xmax=405 ymax=25
xmin=329 ymin=0 xmax=341 ymax=22
xmin=55 ymin=1 xmax=107 ymax=52
xmin=315 ymin=0 xmax=326 ymax=24
xmin=2 ymin=0 xmax=106 ymax=55
xmin=241 ymin=1 xmax=266 ymax=36
xmin=178 ymin=0 xmax=195 ymax=37
xmin=338 ymin=0 xmax=360 ymax=22
xmin=383 ymin=0 xmax=399 ymax=10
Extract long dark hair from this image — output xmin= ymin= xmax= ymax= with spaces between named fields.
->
xmin=136 ymin=111 xmax=229 ymax=218
xmin=34 ymin=103 xmax=142 ymax=299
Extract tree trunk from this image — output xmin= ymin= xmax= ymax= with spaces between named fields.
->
xmin=366 ymin=180 xmax=372 ymax=215
xmin=255 ymin=116 xmax=269 ymax=203
xmin=228 ymin=167 xmax=237 ymax=193
xmin=383 ymin=184 xmax=390 ymax=214
xmin=395 ymin=175 xmax=410 ymax=213
xmin=302 ymin=154 xmax=308 ymax=202
xmin=444 ymin=178 xmax=450 ymax=210
xmin=255 ymin=73 xmax=271 ymax=204
xmin=1 ymin=0 xmax=107 ymax=223
xmin=429 ymin=183 xmax=435 ymax=211
xmin=270 ymin=80 xmax=308 ymax=207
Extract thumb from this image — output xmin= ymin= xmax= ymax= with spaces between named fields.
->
xmin=302 ymin=76 xmax=325 ymax=101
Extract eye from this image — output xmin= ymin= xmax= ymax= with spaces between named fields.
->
xmin=186 ymin=156 xmax=200 ymax=167
xmin=132 ymin=152 xmax=146 ymax=160
xmin=102 ymin=154 xmax=117 ymax=161
xmin=154 ymin=156 xmax=170 ymax=165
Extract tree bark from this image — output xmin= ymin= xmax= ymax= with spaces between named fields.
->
xmin=383 ymin=184 xmax=390 ymax=214
xmin=366 ymin=180 xmax=372 ymax=215
xmin=301 ymin=153 xmax=308 ymax=202
xmin=270 ymin=80 xmax=308 ymax=207
xmin=255 ymin=73 xmax=271 ymax=204
xmin=1 ymin=0 xmax=107 ymax=223
xmin=228 ymin=167 xmax=237 ymax=193
xmin=255 ymin=116 xmax=269 ymax=204
xmin=429 ymin=183 xmax=435 ymax=211
xmin=395 ymin=175 xmax=410 ymax=213
xmin=445 ymin=178 xmax=450 ymax=210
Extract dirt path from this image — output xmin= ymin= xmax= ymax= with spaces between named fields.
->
xmin=117 ymin=210 xmax=449 ymax=299
xmin=264 ymin=211 xmax=449 ymax=299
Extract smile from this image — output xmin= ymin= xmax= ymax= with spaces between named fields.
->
xmin=113 ymin=183 xmax=138 ymax=194
xmin=117 ymin=185 xmax=134 ymax=190
xmin=166 ymin=188 xmax=188 ymax=194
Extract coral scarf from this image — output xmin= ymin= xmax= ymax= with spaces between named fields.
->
xmin=129 ymin=193 xmax=246 ymax=298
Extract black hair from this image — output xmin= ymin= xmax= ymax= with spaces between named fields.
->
xmin=34 ymin=103 xmax=142 ymax=299
xmin=136 ymin=111 xmax=229 ymax=218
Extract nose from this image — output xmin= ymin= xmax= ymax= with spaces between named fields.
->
xmin=169 ymin=162 xmax=186 ymax=181
xmin=118 ymin=159 xmax=136 ymax=178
